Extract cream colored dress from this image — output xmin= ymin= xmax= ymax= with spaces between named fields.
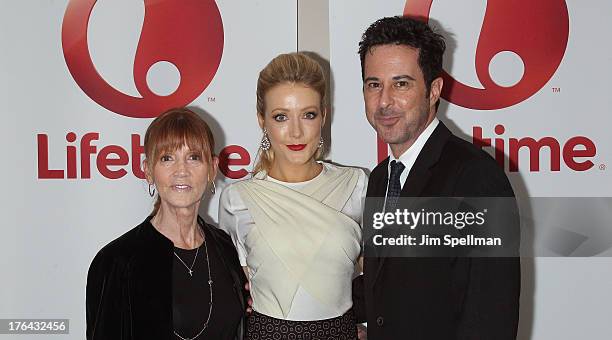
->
xmin=219 ymin=162 xmax=367 ymax=320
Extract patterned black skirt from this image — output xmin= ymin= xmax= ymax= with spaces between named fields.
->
xmin=246 ymin=309 xmax=357 ymax=340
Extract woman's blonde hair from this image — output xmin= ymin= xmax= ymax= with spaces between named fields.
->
xmin=144 ymin=108 xmax=215 ymax=216
xmin=253 ymin=53 xmax=327 ymax=174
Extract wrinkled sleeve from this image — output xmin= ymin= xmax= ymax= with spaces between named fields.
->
xmin=342 ymin=169 xmax=368 ymax=258
xmin=218 ymin=185 xmax=249 ymax=266
xmin=352 ymin=168 xmax=369 ymax=227
xmin=339 ymin=168 xmax=369 ymax=225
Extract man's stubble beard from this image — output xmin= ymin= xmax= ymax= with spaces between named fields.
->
xmin=376 ymin=100 xmax=431 ymax=148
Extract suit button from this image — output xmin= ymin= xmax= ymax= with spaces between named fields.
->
xmin=376 ymin=316 xmax=384 ymax=326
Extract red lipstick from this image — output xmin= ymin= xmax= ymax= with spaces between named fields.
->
xmin=286 ymin=144 xmax=306 ymax=151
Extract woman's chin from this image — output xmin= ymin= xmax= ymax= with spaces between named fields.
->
xmin=160 ymin=197 xmax=202 ymax=211
xmin=282 ymin=153 xmax=318 ymax=167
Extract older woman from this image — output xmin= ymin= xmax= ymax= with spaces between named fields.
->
xmin=86 ymin=108 xmax=247 ymax=340
xmin=219 ymin=53 xmax=367 ymax=339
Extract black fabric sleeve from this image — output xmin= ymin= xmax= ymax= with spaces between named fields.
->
xmin=453 ymin=159 xmax=521 ymax=340
xmin=86 ymin=249 xmax=130 ymax=340
xmin=351 ymin=274 xmax=366 ymax=323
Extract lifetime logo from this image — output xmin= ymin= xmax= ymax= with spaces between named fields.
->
xmin=61 ymin=0 xmax=224 ymax=118
xmin=404 ymin=0 xmax=569 ymax=110
xmin=38 ymin=0 xmax=254 ymax=180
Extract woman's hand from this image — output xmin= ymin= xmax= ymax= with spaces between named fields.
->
xmin=245 ymin=282 xmax=253 ymax=314
xmin=357 ymin=324 xmax=367 ymax=339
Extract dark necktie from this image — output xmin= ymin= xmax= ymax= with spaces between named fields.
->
xmin=385 ymin=160 xmax=405 ymax=212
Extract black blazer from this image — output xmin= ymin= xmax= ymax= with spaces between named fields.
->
xmin=86 ymin=216 xmax=247 ymax=340
xmin=353 ymin=121 xmax=520 ymax=340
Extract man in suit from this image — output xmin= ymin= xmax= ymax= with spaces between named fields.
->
xmin=352 ymin=17 xmax=520 ymax=339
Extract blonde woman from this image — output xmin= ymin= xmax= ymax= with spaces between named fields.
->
xmin=219 ymin=53 xmax=366 ymax=339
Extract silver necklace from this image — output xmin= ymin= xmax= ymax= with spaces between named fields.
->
xmin=174 ymin=246 xmax=199 ymax=277
xmin=173 ymin=228 xmax=214 ymax=340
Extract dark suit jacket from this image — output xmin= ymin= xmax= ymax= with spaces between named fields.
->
xmin=353 ymin=121 xmax=520 ymax=340
xmin=86 ymin=215 xmax=247 ymax=340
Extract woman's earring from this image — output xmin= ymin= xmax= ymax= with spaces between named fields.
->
xmin=210 ymin=181 xmax=216 ymax=195
xmin=261 ymin=128 xmax=271 ymax=151
xmin=148 ymin=183 xmax=156 ymax=197
xmin=318 ymin=136 xmax=324 ymax=149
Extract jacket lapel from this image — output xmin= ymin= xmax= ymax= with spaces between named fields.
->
xmin=372 ymin=121 xmax=452 ymax=286
xmin=368 ymin=158 xmax=390 ymax=198
xmin=402 ymin=121 xmax=451 ymax=197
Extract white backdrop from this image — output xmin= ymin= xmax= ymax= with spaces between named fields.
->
xmin=1 ymin=0 xmax=296 ymax=338
xmin=1 ymin=0 xmax=611 ymax=339
xmin=329 ymin=0 xmax=612 ymax=339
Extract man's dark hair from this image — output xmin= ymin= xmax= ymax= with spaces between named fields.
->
xmin=358 ymin=16 xmax=446 ymax=92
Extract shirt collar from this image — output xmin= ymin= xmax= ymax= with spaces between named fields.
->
xmin=387 ymin=117 xmax=439 ymax=178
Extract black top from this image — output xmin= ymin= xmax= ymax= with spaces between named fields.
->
xmin=86 ymin=216 xmax=247 ymax=340
xmin=172 ymin=225 xmax=242 ymax=340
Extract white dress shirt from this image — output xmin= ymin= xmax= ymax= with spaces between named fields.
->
xmin=385 ymin=117 xmax=439 ymax=196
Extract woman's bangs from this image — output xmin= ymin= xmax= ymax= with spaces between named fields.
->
xmin=153 ymin=120 xmax=208 ymax=161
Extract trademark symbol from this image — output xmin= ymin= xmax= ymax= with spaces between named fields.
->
xmin=208 ymin=97 xmax=216 ymax=102
xmin=552 ymin=87 xmax=561 ymax=93
xmin=600 ymin=164 xmax=606 ymax=171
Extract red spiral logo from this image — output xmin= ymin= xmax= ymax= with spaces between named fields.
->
xmin=404 ymin=0 xmax=569 ymax=110
xmin=62 ymin=0 xmax=223 ymax=118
